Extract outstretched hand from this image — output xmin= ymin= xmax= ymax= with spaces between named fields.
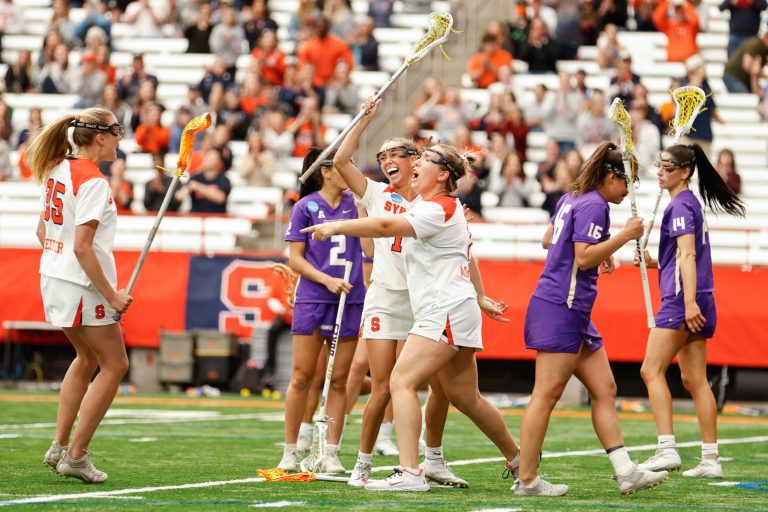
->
xmin=479 ymin=296 xmax=509 ymax=322
xmin=300 ymin=223 xmax=338 ymax=241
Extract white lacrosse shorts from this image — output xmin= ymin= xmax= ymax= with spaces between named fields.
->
xmin=41 ymin=275 xmax=117 ymax=327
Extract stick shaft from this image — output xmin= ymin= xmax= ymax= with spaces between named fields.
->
xmin=298 ymin=63 xmax=409 ymax=184
xmin=643 ymin=130 xmax=684 ymax=249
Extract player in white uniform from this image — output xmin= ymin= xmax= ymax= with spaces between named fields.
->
xmin=30 ymin=108 xmax=132 ymax=484
xmin=332 ymin=97 xmax=469 ymax=488
xmin=303 ymin=143 xmax=521 ymax=492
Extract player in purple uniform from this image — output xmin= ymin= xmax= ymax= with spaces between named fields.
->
xmin=518 ymin=142 xmax=668 ymax=497
xmin=277 ymin=147 xmax=365 ymax=474
xmin=637 ymin=144 xmax=745 ymax=478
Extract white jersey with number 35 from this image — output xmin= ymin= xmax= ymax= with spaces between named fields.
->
xmin=402 ymin=196 xmax=476 ymax=318
xmin=355 ymin=178 xmax=417 ymax=290
xmin=38 ymin=158 xmax=118 ymax=288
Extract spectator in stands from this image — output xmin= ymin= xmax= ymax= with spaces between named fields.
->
xmin=129 ymin=78 xmax=163 ymax=132
xmin=39 ymin=43 xmax=77 ymax=94
xmin=629 ymin=100 xmax=662 ymax=175
xmin=74 ymin=51 xmax=108 ymax=108
xmin=350 ymin=15 xmax=379 ymax=71
xmin=562 ymin=149 xmax=584 ymax=183
xmin=324 ymin=61 xmax=359 ymax=116
xmin=537 ymin=137 xmax=561 ymax=182
xmin=288 ymin=0 xmax=320 ymax=39
xmin=509 ymin=0 xmax=532 ymax=57
xmin=414 ymin=76 xmax=445 ymax=130
xmin=480 ymin=131 xmax=509 ymax=195
xmin=498 ymin=151 xmax=537 ymax=207
xmin=723 ymin=32 xmax=768 ymax=93
xmin=417 ymin=86 xmax=476 ymax=143
xmin=83 ymin=25 xmax=109 ymax=56
xmin=243 ymin=0 xmax=277 ymax=51
xmin=517 ymin=18 xmax=559 ymax=73
xmin=95 ymin=43 xmax=116 ymax=85
xmin=486 ymin=20 xmax=514 ymax=53
xmin=176 ymin=148 xmax=232 ymax=214
xmin=241 ymin=73 xmax=270 ymax=117
xmin=198 ymin=57 xmax=234 ymax=111
xmin=633 ymin=0 xmax=658 ymax=31
xmin=277 ymin=63 xmax=322 ymax=117
xmin=38 ymin=30 xmax=64 ymax=70
xmin=124 ymin=0 xmax=165 ymax=38
xmin=135 ymin=103 xmax=170 ymax=155
xmin=5 ymin=49 xmax=36 ymax=93
xmin=168 ymin=107 xmax=192 ymax=153
xmin=251 ymin=29 xmax=286 ymax=85
xmin=467 ymin=32 xmax=514 ymax=89
xmin=74 ymin=0 xmax=111 ymax=47
xmin=574 ymin=68 xmax=591 ymax=99
xmin=719 ymin=0 xmax=767 ymax=57
xmin=556 ymin=0 xmax=583 ymax=60
xmin=607 ymin=51 xmax=641 ymax=107
xmin=368 ymin=0 xmax=394 ymax=27
xmin=212 ymin=123 xmax=234 ymax=170
xmin=541 ymin=72 xmax=584 ymax=154
xmin=219 ymin=87 xmax=250 ymax=140
xmin=577 ymin=90 xmax=615 ymax=151
xmin=324 ymin=0 xmax=356 ymax=42
xmin=715 ymin=148 xmax=742 ymax=194
xmin=597 ymin=0 xmax=629 ymax=28
xmin=457 ymin=165 xmax=485 ymax=219
xmin=287 ymin=96 xmax=327 ymax=157
xmin=117 ymin=54 xmax=159 ymax=105
xmin=263 ymin=109 xmax=295 ymax=161
xmin=210 ymin=3 xmax=246 ymax=78
xmin=50 ymin=0 xmax=77 ymax=48
xmin=108 ymin=158 xmax=133 ymax=214
xmin=0 ymin=0 xmax=22 ymax=35
xmin=525 ymin=83 xmax=549 ymax=131
xmin=238 ymin=129 xmax=276 ymax=186
xmin=144 ymin=158 xmax=182 ymax=212
xmin=402 ymin=114 xmax=427 ymax=150
xmin=183 ymin=83 xmax=209 ymax=117
xmin=540 ymin=157 xmax=576 ymax=217
xmin=297 ymin=15 xmax=354 ymax=88
xmin=0 ymin=136 xmax=11 ymax=181
xmin=527 ymin=0 xmax=558 ymax=35
xmin=680 ymin=54 xmax=722 ymax=157
xmin=184 ymin=1 xmax=213 ymax=53
xmin=17 ymin=107 xmax=42 ymax=149
xmin=596 ymin=23 xmax=626 ymax=70
xmin=653 ymin=0 xmax=700 ymax=62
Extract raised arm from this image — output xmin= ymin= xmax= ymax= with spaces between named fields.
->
xmin=333 ymin=97 xmax=381 ymax=198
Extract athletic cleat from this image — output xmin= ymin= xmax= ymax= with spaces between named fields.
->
xmin=374 ymin=438 xmax=400 ymax=457
xmin=318 ymin=452 xmax=346 ymax=474
xmin=615 ymin=465 xmax=668 ymax=495
xmin=512 ymin=477 xmax=568 ymax=496
xmin=365 ymin=466 xmax=430 ymax=492
xmin=297 ymin=429 xmax=312 ymax=453
xmin=638 ymin=448 xmax=682 ymax=472
xmin=43 ymin=441 xmax=65 ymax=470
xmin=348 ymin=460 xmax=372 ymax=487
xmin=423 ymin=458 xmax=469 ymax=488
xmin=277 ymin=450 xmax=302 ymax=472
xmin=55 ymin=450 xmax=108 ymax=484
xmin=682 ymin=457 xmax=724 ymax=478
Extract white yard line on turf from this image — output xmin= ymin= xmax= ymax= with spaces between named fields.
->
xmin=2 ymin=435 xmax=766 ymax=506
xmin=0 ymin=413 xmax=283 ymax=430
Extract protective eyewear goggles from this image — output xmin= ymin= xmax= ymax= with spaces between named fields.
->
xmin=375 ymin=145 xmax=418 ymax=164
xmin=70 ymin=120 xmax=125 ymax=137
xmin=653 ymin=158 xmax=692 ymax=172
xmin=605 ymin=162 xmax=640 ymax=189
xmin=422 ymin=147 xmax=461 ymax=180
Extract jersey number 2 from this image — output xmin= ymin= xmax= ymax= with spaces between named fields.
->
xmin=44 ymin=179 xmax=65 ymax=225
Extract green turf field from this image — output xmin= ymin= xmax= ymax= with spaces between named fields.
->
xmin=1 ymin=390 xmax=766 ymax=511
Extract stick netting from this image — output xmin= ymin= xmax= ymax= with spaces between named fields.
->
xmin=405 ymin=12 xmax=454 ymax=65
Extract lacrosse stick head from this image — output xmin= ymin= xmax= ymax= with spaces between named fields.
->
xmin=299 ymin=420 xmax=327 ymax=473
xmin=271 ymin=263 xmax=298 ymax=307
xmin=608 ymin=97 xmax=634 ymax=155
xmin=671 ymin=85 xmax=706 ymax=142
xmin=405 ymin=12 xmax=454 ymax=65
xmin=174 ymin=111 xmax=212 ymax=175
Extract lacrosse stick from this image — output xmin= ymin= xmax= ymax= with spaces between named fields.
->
xmin=113 ymin=112 xmax=212 ymax=320
xmin=642 ymin=85 xmax=707 ymax=249
xmin=298 ymin=11 xmax=457 ymax=183
xmin=609 ymin=98 xmax=655 ymax=328
xmin=300 ymin=260 xmax=353 ymax=473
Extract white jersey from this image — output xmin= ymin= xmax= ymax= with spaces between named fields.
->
xmin=38 ymin=158 xmax=118 ymax=288
xmin=402 ymin=196 xmax=476 ymax=319
xmin=355 ymin=178 xmax=417 ymax=290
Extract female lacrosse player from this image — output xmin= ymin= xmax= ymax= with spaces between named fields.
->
xmin=517 ymin=142 xmax=668 ymax=497
xmin=637 ymin=144 xmax=745 ymax=478
xmin=277 ymin=147 xmax=365 ymax=474
xmin=33 ymin=108 xmax=132 ymax=484
xmin=332 ymin=97 xmax=470 ymax=488
xmin=303 ymin=143 xmax=520 ymax=492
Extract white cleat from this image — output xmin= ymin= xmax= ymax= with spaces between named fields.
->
xmin=615 ymin=464 xmax=669 ymax=495
xmin=277 ymin=450 xmax=302 ymax=472
xmin=365 ymin=466 xmax=430 ymax=492
xmin=55 ymin=450 xmax=108 ymax=484
xmin=512 ymin=477 xmax=569 ymax=496
xmin=297 ymin=429 xmax=312 ymax=453
xmin=374 ymin=438 xmax=400 ymax=457
xmin=638 ymin=448 xmax=682 ymax=472
xmin=423 ymin=458 xmax=469 ymax=488
xmin=43 ymin=441 xmax=65 ymax=470
xmin=682 ymin=457 xmax=724 ymax=479
xmin=318 ymin=452 xmax=346 ymax=474
xmin=348 ymin=460 xmax=372 ymax=487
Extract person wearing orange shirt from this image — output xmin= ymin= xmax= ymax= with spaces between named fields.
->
xmin=134 ymin=103 xmax=170 ymax=155
xmin=297 ymin=16 xmax=354 ymax=88
xmin=653 ymin=0 xmax=700 ymax=62
xmin=251 ymin=30 xmax=287 ymax=86
xmin=467 ymin=32 xmax=514 ymax=89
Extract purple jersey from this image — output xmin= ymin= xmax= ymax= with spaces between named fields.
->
xmin=285 ymin=191 xmax=365 ymax=304
xmin=533 ymin=190 xmax=610 ymax=312
xmin=658 ymin=190 xmax=714 ymax=299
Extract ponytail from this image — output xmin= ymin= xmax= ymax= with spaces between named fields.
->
xmin=666 ymin=144 xmax=746 ymax=217
xmin=434 ymin=143 xmax=475 ymax=193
